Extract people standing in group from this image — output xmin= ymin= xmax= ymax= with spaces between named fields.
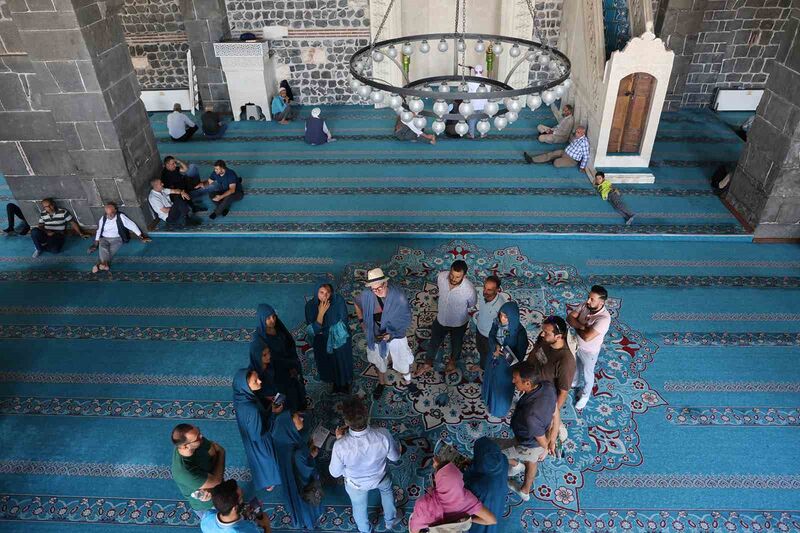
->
xmin=271 ymin=411 xmax=322 ymax=530
xmin=304 ymin=107 xmax=336 ymax=145
xmin=272 ymin=87 xmax=297 ymax=124
xmin=304 ymin=282 xmax=353 ymax=394
xmin=167 ymin=103 xmax=199 ymax=141
xmin=463 ymin=438 xmax=508 ymax=533
xmin=536 ymin=104 xmax=574 ymax=144
xmin=527 ymin=315 xmax=576 ymax=455
xmin=355 ymin=268 xmax=418 ymax=399
xmin=250 ymin=304 xmax=307 ymax=411
xmin=201 ymin=104 xmax=228 ymax=139
xmin=29 ymin=198 xmax=89 ymax=257
xmin=202 ymin=160 xmax=244 ymax=220
xmin=416 ymin=260 xmax=476 ymax=376
xmin=497 ymin=362 xmax=556 ymax=501
xmin=232 ymin=368 xmax=283 ymax=493
xmin=467 ymin=65 xmax=488 ymax=139
xmin=595 ymin=171 xmax=636 ymax=225
xmin=567 ymin=285 xmax=611 ymax=410
xmin=170 ymin=423 xmax=226 ymax=519
xmin=200 ymin=479 xmax=272 ymax=533
xmin=482 ymin=301 xmax=528 ymax=418
xmin=148 ymin=177 xmax=202 ymax=228
xmin=523 ymin=126 xmax=590 ymax=170
xmin=394 ymin=116 xmax=437 ymax=144
xmin=470 ymin=275 xmax=509 ymax=372
xmin=409 ymin=459 xmax=497 ymax=533
xmin=3 ymin=203 xmax=29 ymax=236
xmin=88 ymin=202 xmax=149 ymax=273
xmin=329 ymin=395 xmax=403 ymax=533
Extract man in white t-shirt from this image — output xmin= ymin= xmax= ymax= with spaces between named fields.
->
xmin=148 ymin=177 xmax=201 ymax=228
xmin=567 ymin=285 xmax=611 ymax=410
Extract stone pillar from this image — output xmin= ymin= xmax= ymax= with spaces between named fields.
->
xmin=0 ymin=0 xmax=161 ymax=228
xmin=725 ymin=8 xmax=800 ymax=240
xmin=654 ymin=0 xmax=707 ymax=111
xmin=180 ymin=0 xmax=231 ymax=114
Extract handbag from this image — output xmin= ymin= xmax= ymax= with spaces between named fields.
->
xmin=301 ymin=478 xmax=323 ymax=506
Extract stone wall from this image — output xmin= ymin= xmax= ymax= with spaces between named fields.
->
xmin=657 ymin=0 xmax=792 ymax=110
xmin=122 ymin=0 xmax=190 ymax=90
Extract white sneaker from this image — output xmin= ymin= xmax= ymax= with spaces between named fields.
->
xmin=508 ymin=461 xmax=525 ymax=477
xmin=575 ymin=394 xmax=590 ymax=411
xmin=32 ymin=249 xmax=41 ymax=258
xmin=507 ymin=480 xmax=530 ymax=502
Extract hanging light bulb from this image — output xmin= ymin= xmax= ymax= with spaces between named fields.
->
xmin=475 ymin=39 xmax=485 ymax=53
xmin=388 ymin=94 xmax=403 ymax=109
xmin=563 ymin=78 xmax=573 ymax=89
xmin=413 ymin=116 xmax=427 ymax=130
xmin=433 ymin=99 xmax=449 ymax=117
xmin=350 ymin=78 xmax=362 ymax=90
xmin=538 ymin=53 xmax=550 ymax=66
xmin=354 ymin=60 xmax=365 ymax=73
xmin=437 ymin=39 xmax=449 ymax=52
xmin=476 ymin=84 xmax=489 ymax=94
xmin=386 ymin=45 xmax=397 ymax=59
xmin=401 ymin=110 xmax=414 ymax=123
xmin=509 ymin=44 xmax=521 ymax=58
xmin=526 ymin=93 xmax=542 ymax=110
xmin=459 ymin=100 xmax=474 ymax=118
xmin=357 ymin=85 xmax=372 ymax=99
xmin=493 ymin=115 xmax=508 ymax=131
xmin=492 ymin=42 xmax=503 ymax=54
xmin=457 ymin=38 xmax=466 ymax=52
xmin=372 ymin=50 xmax=384 ymax=62
xmin=554 ymin=85 xmax=565 ymax=98
xmin=419 ymin=40 xmax=430 ymax=53
xmin=408 ymin=97 xmax=424 ymax=114
xmin=476 ymin=119 xmax=491 ymax=136
xmin=541 ymin=90 xmax=556 ymax=105
xmin=370 ymin=90 xmax=385 ymax=103
xmin=484 ymin=100 xmax=499 ymax=117
xmin=394 ymin=106 xmax=403 ymax=116
xmin=402 ymin=42 xmax=413 ymax=55
xmin=525 ymin=50 xmax=536 ymax=61
xmin=507 ymin=97 xmax=522 ymax=113
xmin=506 ymin=110 xmax=519 ymax=123
xmin=459 ymin=81 xmax=469 ymax=93
xmin=432 ymin=119 xmax=446 ymax=135
xmin=439 ymin=81 xmax=450 ymax=93
xmin=455 ymin=121 xmax=469 ymax=137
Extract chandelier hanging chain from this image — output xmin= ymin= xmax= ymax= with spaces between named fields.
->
xmin=524 ymin=0 xmax=541 ymax=43
xmin=370 ymin=0 xmax=397 ymax=49
xmin=460 ymin=0 xmax=467 ymax=79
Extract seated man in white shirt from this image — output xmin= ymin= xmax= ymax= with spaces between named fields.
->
xmin=394 ymin=116 xmax=437 ymax=144
xmin=148 ymin=177 xmax=201 ymax=228
xmin=87 ymin=202 xmax=150 ymax=273
xmin=167 ymin=103 xmax=199 ymax=142
xmin=329 ymin=396 xmax=402 ymax=533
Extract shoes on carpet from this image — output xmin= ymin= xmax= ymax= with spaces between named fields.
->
xmin=384 ymin=511 xmax=405 ymax=531
xmin=372 ymin=383 xmax=385 ymax=400
xmin=508 ymin=480 xmax=531 ymax=502
xmin=187 ymin=217 xmax=202 ymax=226
xmin=523 ymin=151 xmax=534 ymax=164
xmin=209 ymin=212 xmax=217 ymax=220
xmin=91 ymin=265 xmax=100 ymax=274
xmin=575 ymin=393 xmax=590 ymax=411
xmin=508 ymin=461 xmax=525 ymax=477
xmin=31 ymin=249 xmax=41 ymax=258
xmin=221 ymin=208 xmax=230 ymax=217
xmin=626 ymin=215 xmax=636 ymax=226
xmin=19 ymin=226 xmax=30 ymax=235
xmin=3 ymin=228 xmax=15 ymax=235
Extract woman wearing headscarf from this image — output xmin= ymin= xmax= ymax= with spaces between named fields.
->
xmin=464 ymin=438 xmax=508 ymax=533
xmin=304 ymin=282 xmax=353 ymax=393
xmin=271 ymin=410 xmax=322 ymax=530
xmin=304 ymin=108 xmax=335 ymax=145
xmin=481 ymin=301 xmax=528 ymax=418
xmin=272 ymin=87 xmax=297 ymax=124
xmin=232 ymin=368 xmax=282 ymax=493
xmin=279 ymin=79 xmax=295 ymax=102
xmin=409 ymin=459 xmax=497 ymax=533
xmin=250 ymin=304 xmax=307 ymax=410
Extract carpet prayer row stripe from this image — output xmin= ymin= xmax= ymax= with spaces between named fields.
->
xmin=594 ymin=475 xmax=800 ymax=489
xmin=651 ymin=312 xmax=800 ymax=321
xmin=0 ymin=371 xmax=231 ymax=386
xmin=184 ymin=158 xmax=732 ymax=167
xmin=0 ymin=255 xmax=334 ymax=265
xmin=663 ymin=381 xmax=800 ymax=392
xmin=221 ymin=210 xmax=731 ymax=220
xmin=0 ymin=271 xmax=332 ymax=284
xmin=587 ymin=259 xmax=800 ymax=268
xmin=587 ymin=275 xmax=800 ymax=288
xmin=155 ymin=133 xmax=742 ymax=143
xmin=664 ymin=407 xmax=800 ymax=427
xmin=208 ymin=187 xmax=718 ymax=197
xmin=0 ymin=306 xmax=258 ymax=317
xmin=0 ymin=460 xmax=250 ymax=481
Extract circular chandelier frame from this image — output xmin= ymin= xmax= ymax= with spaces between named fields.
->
xmin=349 ymin=32 xmax=571 ymax=101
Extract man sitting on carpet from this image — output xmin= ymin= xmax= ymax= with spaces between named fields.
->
xmin=271 ymin=87 xmax=297 ymax=124
xmin=88 ymin=202 xmax=150 ymax=273
xmin=394 ymin=116 xmax=437 ymax=144
xmin=201 ymin=160 xmax=244 ymax=220
xmin=167 ymin=103 xmax=199 ymax=142
xmin=523 ymin=126 xmax=589 ymax=170
xmin=355 ymin=268 xmax=418 ymax=399
xmin=536 ymin=104 xmax=574 ymax=144
xmin=201 ymin=104 xmax=228 ymax=139
xmin=30 ymin=198 xmax=90 ymax=258
xmin=495 ymin=362 xmax=556 ymax=501
xmin=161 ymin=156 xmax=208 ymax=212
xmin=170 ymin=424 xmax=227 ymax=520
xmin=201 ymin=479 xmax=271 ymax=532
xmin=595 ymin=171 xmax=636 ymax=225
xmin=148 ymin=177 xmax=202 ymax=228
xmin=304 ymin=107 xmax=335 ymax=145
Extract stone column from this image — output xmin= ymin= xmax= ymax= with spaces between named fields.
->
xmin=180 ymin=0 xmax=231 ymax=114
xmin=0 ymin=0 xmax=161 ymax=228
xmin=654 ymin=0 xmax=707 ymax=111
xmin=725 ymin=8 xmax=800 ymax=240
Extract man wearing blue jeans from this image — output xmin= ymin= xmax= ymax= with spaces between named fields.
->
xmin=161 ymin=156 xmax=208 ymax=212
xmin=329 ymin=396 xmax=403 ymax=532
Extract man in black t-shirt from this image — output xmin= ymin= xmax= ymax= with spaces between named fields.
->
xmin=160 ymin=156 xmax=208 ymax=212
xmin=201 ymin=105 xmax=228 ymax=139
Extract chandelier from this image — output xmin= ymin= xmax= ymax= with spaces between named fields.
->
xmin=348 ymin=0 xmax=572 ymax=137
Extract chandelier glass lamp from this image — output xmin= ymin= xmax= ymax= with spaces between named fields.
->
xmin=348 ymin=0 xmax=572 ymax=136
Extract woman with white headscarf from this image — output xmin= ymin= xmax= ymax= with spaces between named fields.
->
xmin=304 ymin=107 xmax=335 ymax=145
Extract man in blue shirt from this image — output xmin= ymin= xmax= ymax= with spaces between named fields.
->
xmin=200 ymin=479 xmax=270 ymax=532
xmin=203 ymin=160 xmax=244 ymax=219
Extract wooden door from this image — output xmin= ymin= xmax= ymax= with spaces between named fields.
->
xmin=607 ymin=72 xmax=655 ymax=153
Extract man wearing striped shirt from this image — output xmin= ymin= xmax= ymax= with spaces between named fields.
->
xmin=523 ymin=126 xmax=590 ymax=170
xmin=30 ymin=198 xmax=89 ymax=258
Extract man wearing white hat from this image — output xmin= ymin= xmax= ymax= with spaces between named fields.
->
xmin=467 ymin=65 xmax=488 ymax=139
xmin=304 ymin=107 xmax=335 ymax=145
xmin=354 ymin=268 xmax=417 ymax=400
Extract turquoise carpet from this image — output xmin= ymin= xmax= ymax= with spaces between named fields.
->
xmin=141 ymin=106 xmax=746 ymax=235
xmin=0 ymin=232 xmax=798 ymax=532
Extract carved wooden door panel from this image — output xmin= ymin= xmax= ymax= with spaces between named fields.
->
xmin=607 ymin=72 xmax=655 ymax=153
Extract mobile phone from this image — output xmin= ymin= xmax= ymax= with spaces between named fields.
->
xmin=273 ymin=393 xmax=285 ymax=406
